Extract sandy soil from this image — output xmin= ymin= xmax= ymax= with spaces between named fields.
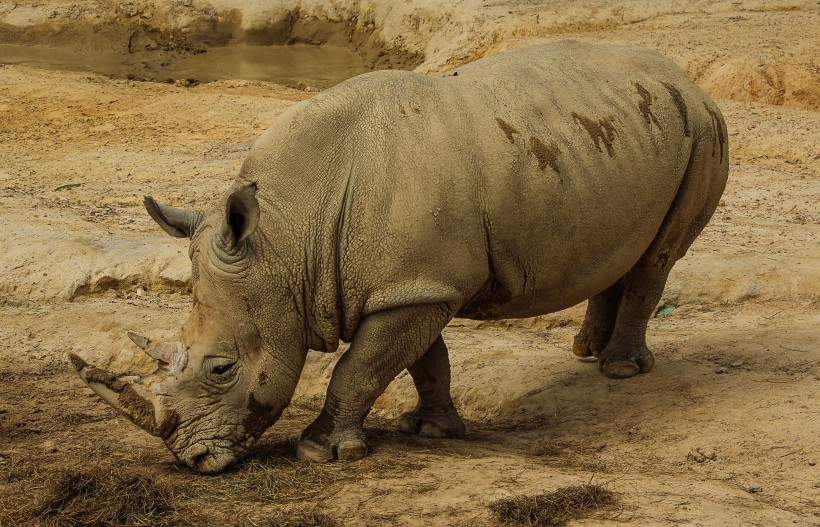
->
xmin=1 ymin=1 xmax=818 ymax=526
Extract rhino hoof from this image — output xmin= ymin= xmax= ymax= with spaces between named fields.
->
xmin=419 ymin=420 xmax=450 ymax=439
xmin=396 ymin=412 xmax=422 ymax=434
xmin=336 ymin=439 xmax=368 ymax=461
xmin=296 ymin=431 xmax=370 ymax=463
xmin=601 ymin=360 xmax=641 ymax=379
xmin=572 ymin=331 xmax=612 ymax=358
xmin=598 ymin=346 xmax=655 ymax=379
xmin=573 ymin=333 xmax=600 ymax=358
xmin=296 ymin=439 xmax=334 ymax=463
xmin=572 ymin=335 xmax=594 ymax=358
xmin=396 ymin=408 xmax=466 ymax=439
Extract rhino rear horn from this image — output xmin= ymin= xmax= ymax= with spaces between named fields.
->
xmin=128 ymin=331 xmax=150 ymax=350
xmin=127 ymin=332 xmax=188 ymax=375
xmin=144 ymin=196 xmax=204 ymax=239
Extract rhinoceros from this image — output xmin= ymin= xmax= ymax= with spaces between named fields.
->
xmin=70 ymin=40 xmax=728 ymax=473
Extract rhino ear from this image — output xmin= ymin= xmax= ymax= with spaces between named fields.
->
xmin=144 ymin=196 xmax=204 ymax=239
xmin=220 ymin=183 xmax=259 ymax=248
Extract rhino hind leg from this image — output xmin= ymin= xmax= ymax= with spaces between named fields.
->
xmin=596 ymin=267 xmax=668 ymax=379
xmin=297 ymin=303 xmax=453 ymax=462
xmin=573 ymin=278 xmax=627 ymax=358
xmin=598 ymin=136 xmax=728 ymax=379
xmin=396 ymin=335 xmax=466 ymax=439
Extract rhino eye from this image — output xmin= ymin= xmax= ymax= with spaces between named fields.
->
xmin=204 ymin=358 xmax=237 ymax=384
xmin=212 ymin=363 xmax=234 ymax=375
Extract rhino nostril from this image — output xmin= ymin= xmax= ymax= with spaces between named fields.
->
xmin=187 ymin=444 xmax=209 ymax=468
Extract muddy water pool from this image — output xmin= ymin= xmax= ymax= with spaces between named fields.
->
xmin=0 ymin=43 xmax=369 ymax=87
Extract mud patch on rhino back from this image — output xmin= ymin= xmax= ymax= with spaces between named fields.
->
xmin=634 ymin=82 xmax=661 ymax=129
xmin=528 ymin=136 xmax=561 ymax=173
xmin=703 ymin=102 xmax=727 ymax=161
xmin=661 ymin=81 xmax=691 ymax=137
xmin=571 ymin=113 xmax=619 ymax=156
xmin=495 ymin=117 xmax=520 ymax=144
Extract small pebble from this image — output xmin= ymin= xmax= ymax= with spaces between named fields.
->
xmin=715 ymin=367 xmax=728 ymax=374
xmin=747 ymin=486 xmax=763 ymax=494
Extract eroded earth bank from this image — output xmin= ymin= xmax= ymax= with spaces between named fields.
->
xmin=0 ymin=1 xmax=818 ymax=525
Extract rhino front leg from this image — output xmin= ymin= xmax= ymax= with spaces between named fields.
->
xmin=297 ymin=303 xmax=453 ymax=462
xmin=396 ymin=335 xmax=466 ymax=439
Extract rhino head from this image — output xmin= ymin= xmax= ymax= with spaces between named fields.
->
xmin=71 ymin=183 xmax=310 ymax=473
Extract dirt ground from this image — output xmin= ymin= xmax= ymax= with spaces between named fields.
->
xmin=1 ymin=1 xmax=818 ymax=526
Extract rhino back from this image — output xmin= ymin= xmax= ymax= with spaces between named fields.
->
xmin=240 ymin=40 xmax=723 ymax=335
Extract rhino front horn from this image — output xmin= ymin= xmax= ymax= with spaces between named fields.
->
xmin=69 ymin=353 xmax=177 ymax=438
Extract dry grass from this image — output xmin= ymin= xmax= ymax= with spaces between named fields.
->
xmin=489 ymin=484 xmax=617 ymax=527
xmin=0 ymin=449 xmax=348 ymax=527
xmin=207 ymin=458 xmax=356 ymax=504
xmin=255 ymin=510 xmax=338 ymax=527
xmin=0 ymin=426 xmax=439 ymax=526
xmin=30 ymin=468 xmax=189 ymax=527
xmin=0 ymin=402 xmax=455 ymax=527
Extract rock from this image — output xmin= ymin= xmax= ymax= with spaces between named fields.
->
xmin=0 ymin=223 xmax=191 ymax=302
xmin=118 ymin=2 xmax=141 ymax=18
xmin=103 ymin=288 xmax=119 ymax=300
xmin=688 ymin=448 xmax=717 ymax=463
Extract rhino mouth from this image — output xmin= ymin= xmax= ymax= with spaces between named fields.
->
xmin=177 ymin=443 xmax=240 ymax=474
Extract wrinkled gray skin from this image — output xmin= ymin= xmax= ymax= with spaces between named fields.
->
xmin=72 ymin=41 xmax=728 ymax=474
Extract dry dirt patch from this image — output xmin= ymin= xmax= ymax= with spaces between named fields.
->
xmin=1 ymin=299 xmax=817 ymax=525
xmin=2 ymin=1 xmax=818 ymax=109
